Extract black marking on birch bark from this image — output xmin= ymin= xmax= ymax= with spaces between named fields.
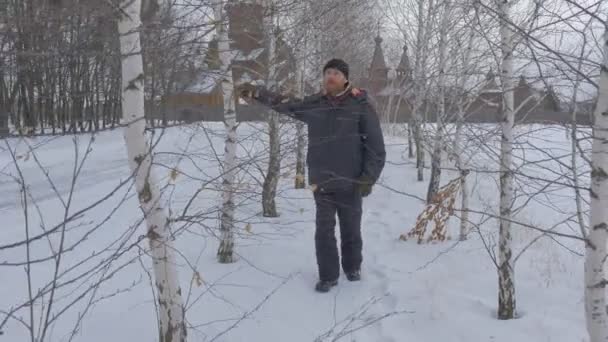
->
xmin=157 ymin=283 xmax=164 ymax=294
xmin=126 ymin=73 xmax=145 ymax=91
xmin=593 ymin=223 xmax=608 ymax=231
xmin=589 ymin=279 xmax=608 ymax=289
xmin=602 ymin=65 xmax=608 ymax=73
xmin=602 ymin=110 xmax=608 ymax=117
xmin=164 ymin=308 xmax=175 ymax=342
xmin=147 ymin=226 xmax=161 ymax=240
xmin=139 ymin=180 xmax=152 ymax=203
xmin=134 ymin=154 xmax=145 ymax=165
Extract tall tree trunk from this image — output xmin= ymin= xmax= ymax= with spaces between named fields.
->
xmin=295 ymin=67 xmax=306 ymax=189
xmin=408 ymin=121 xmax=414 ymax=159
xmin=263 ymin=111 xmax=280 ymax=217
xmin=117 ymin=1 xmax=187 ymax=340
xmin=412 ymin=0 xmax=428 ymax=182
xmin=215 ymin=1 xmax=238 ymax=264
xmin=497 ymin=0 xmax=516 ymax=320
xmin=426 ymin=0 xmax=451 ymax=203
xmin=455 ymin=4 xmax=477 ymax=241
xmin=0 ymin=67 xmax=8 ymax=137
xmin=261 ymin=1 xmax=281 ymax=217
xmin=585 ymin=20 xmax=608 ymax=342
xmin=455 ymin=105 xmax=470 ymax=239
xmin=570 ymin=31 xmax=589 ymax=247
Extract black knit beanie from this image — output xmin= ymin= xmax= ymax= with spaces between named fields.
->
xmin=323 ymin=58 xmax=349 ymax=80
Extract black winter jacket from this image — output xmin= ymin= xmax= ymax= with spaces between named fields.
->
xmin=254 ymin=87 xmax=386 ymax=190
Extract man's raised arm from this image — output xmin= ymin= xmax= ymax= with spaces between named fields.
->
xmin=241 ymin=86 xmax=319 ymax=123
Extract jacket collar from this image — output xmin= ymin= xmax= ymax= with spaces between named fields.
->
xmin=323 ymin=83 xmax=352 ymax=104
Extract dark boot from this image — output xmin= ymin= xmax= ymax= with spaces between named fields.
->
xmin=315 ymin=279 xmax=338 ymax=293
xmin=345 ymin=269 xmax=361 ymax=282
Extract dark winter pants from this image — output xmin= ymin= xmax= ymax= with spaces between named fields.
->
xmin=313 ymin=187 xmax=363 ymax=281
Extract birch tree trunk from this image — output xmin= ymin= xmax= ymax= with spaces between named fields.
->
xmin=261 ymin=2 xmax=280 ymax=217
xmin=262 ymin=110 xmax=280 ymax=217
xmin=214 ymin=1 xmax=238 ymax=263
xmin=571 ymin=32 xmax=589 ymax=243
xmin=426 ymin=0 xmax=451 ymax=204
xmin=408 ymin=121 xmax=414 ymax=159
xmin=295 ymin=67 xmax=306 ymax=189
xmin=497 ymin=0 xmax=516 ymax=320
xmin=455 ymin=5 xmax=477 ymax=241
xmin=585 ymin=21 xmax=608 ymax=342
xmin=117 ymin=0 xmax=186 ymax=340
xmin=412 ymin=0 xmax=429 ymax=182
xmin=455 ymin=120 xmax=469 ymax=241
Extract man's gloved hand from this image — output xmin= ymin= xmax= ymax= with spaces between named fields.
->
xmin=357 ymin=176 xmax=374 ymax=197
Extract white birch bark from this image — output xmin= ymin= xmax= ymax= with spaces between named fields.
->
xmin=214 ymin=1 xmax=238 ymax=263
xmin=497 ymin=0 xmax=516 ymax=320
xmin=412 ymin=0 xmax=430 ymax=182
xmin=455 ymin=6 xmax=477 ymax=241
xmin=571 ymin=35 xmax=589 ymax=243
xmin=585 ymin=22 xmax=608 ymax=342
xmin=261 ymin=1 xmax=280 ymax=217
xmin=426 ymin=0 xmax=451 ymax=204
xmin=117 ymin=0 xmax=186 ymax=340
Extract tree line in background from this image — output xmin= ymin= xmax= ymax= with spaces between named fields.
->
xmin=0 ymin=0 xmax=215 ymax=135
xmin=0 ymin=0 xmax=377 ymax=136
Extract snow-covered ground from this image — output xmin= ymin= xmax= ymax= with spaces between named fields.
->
xmin=0 ymin=123 xmax=587 ymax=341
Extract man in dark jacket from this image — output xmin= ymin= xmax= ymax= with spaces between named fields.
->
xmin=242 ymin=59 xmax=386 ymax=292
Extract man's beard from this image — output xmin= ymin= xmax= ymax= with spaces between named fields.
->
xmin=325 ymin=82 xmax=347 ymax=96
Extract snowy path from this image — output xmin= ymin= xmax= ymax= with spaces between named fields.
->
xmin=0 ymin=125 xmax=588 ymax=341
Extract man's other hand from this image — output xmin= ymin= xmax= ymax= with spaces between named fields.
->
xmin=357 ymin=176 xmax=374 ymax=197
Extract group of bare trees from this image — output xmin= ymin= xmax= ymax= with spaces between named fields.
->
xmin=0 ymin=0 xmax=385 ymax=338
xmin=381 ymin=0 xmax=608 ymax=339
xmin=0 ymin=0 xmax=210 ymax=136
xmin=0 ymin=0 xmax=122 ymax=134
xmin=3 ymin=0 xmax=608 ymax=341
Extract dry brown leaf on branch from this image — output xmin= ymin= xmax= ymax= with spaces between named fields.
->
xmin=192 ymin=271 xmax=204 ymax=287
xmin=170 ymin=168 xmax=179 ymax=181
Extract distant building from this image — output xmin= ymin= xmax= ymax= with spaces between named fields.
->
xmin=360 ymin=34 xmax=581 ymax=125
xmin=161 ymin=13 xmax=588 ymax=126
xmin=161 ymin=2 xmax=297 ymax=123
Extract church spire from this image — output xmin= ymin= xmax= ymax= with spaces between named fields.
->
xmin=396 ymin=44 xmax=411 ymax=80
xmin=370 ymin=34 xmax=388 ymax=72
xmin=369 ymin=32 xmax=389 ymax=96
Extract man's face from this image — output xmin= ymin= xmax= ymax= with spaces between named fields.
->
xmin=323 ymin=68 xmax=347 ymax=94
